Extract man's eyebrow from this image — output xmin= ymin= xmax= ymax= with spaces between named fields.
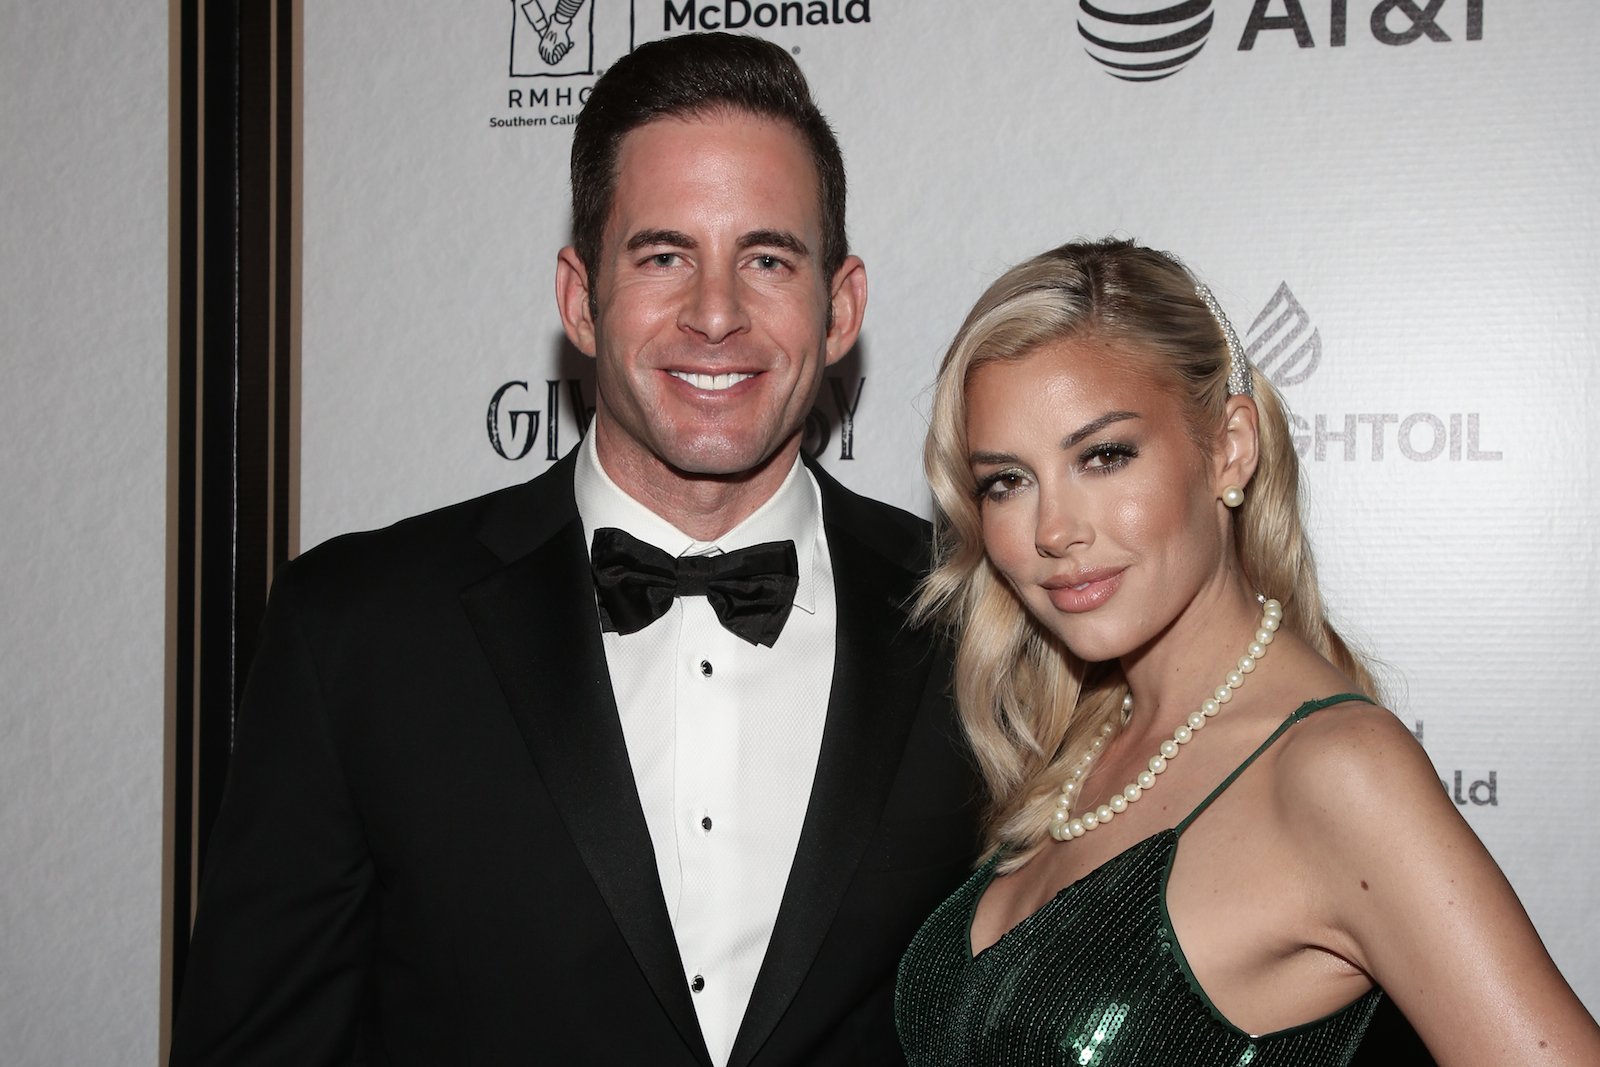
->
xmin=625 ymin=228 xmax=696 ymax=252
xmin=738 ymin=229 xmax=810 ymax=257
xmin=1061 ymin=410 xmax=1139 ymax=449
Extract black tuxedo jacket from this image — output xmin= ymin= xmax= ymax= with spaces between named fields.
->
xmin=171 ymin=452 xmax=982 ymax=1066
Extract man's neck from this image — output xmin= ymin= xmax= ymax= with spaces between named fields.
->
xmin=592 ymin=435 xmax=801 ymax=543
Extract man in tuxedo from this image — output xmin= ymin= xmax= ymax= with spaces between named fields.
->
xmin=171 ymin=32 xmax=980 ymax=1066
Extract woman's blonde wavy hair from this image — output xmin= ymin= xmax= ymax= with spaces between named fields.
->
xmin=918 ymin=238 xmax=1376 ymax=872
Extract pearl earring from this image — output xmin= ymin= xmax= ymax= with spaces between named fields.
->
xmin=1221 ymin=485 xmax=1245 ymax=508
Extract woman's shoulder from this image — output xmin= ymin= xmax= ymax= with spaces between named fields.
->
xmin=1271 ymin=693 xmax=1432 ymax=795
xmin=1231 ymin=637 xmax=1430 ymax=810
xmin=1262 ymin=691 xmax=1458 ymax=860
xmin=1252 ymin=697 xmax=1600 ymax=1063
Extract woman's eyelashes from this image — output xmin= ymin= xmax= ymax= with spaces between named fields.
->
xmin=975 ymin=467 xmax=1031 ymax=502
xmin=1079 ymin=440 xmax=1138 ymax=473
xmin=974 ymin=442 xmax=1140 ymax=502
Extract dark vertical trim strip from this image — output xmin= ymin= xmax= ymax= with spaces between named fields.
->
xmin=162 ymin=0 xmax=199 ymax=1053
xmin=195 ymin=0 xmax=240 ymax=843
xmin=164 ymin=0 xmax=202 ymax=1053
xmin=165 ymin=0 xmax=298 ymax=1049
xmin=285 ymin=0 xmax=303 ymax=561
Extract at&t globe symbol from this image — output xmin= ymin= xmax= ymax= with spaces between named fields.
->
xmin=1077 ymin=0 xmax=1215 ymax=82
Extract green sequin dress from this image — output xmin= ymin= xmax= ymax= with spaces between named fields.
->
xmin=896 ymin=695 xmax=1383 ymax=1066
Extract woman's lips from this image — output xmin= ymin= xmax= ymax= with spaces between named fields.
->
xmin=1040 ymin=568 xmax=1124 ymax=613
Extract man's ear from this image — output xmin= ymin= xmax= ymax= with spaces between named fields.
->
xmin=555 ymin=246 xmax=598 ymax=357
xmin=1214 ymin=395 xmax=1260 ymax=496
xmin=823 ymin=255 xmax=867 ymax=367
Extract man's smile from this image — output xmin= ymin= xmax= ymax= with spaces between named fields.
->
xmin=667 ymin=370 xmax=758 ymax=391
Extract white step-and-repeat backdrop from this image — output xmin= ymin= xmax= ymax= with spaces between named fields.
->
xmin=299 ymin=1 xmax=1599 ymax=1008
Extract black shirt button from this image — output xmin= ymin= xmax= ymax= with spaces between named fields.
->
xmin=700 ymin=660 xmax=713 ymax=677
xmin=691 ymin=974 xmax=705 ymax=993
xmin=701 ymin=816 xmax=713 ymax=832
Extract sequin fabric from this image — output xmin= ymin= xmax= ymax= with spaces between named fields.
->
xmin=896 ymin=695 xmax=1382 ymax=1066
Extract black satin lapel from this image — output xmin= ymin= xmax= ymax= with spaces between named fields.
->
xmin=460 ymin=522 xmax=711 ymax=1065
xmin=727 ymin=526 xmax=931 ymax=1067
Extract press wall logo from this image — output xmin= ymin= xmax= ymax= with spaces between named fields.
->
xmin=497 ymin=0 xmax=873 ymax=127
xmin=510 ymin=0 xmax=604 ymax=78
xmin=1075 ymin=0 xmax=1485 ymax=83
xmin=1238 ymin=0 xmax=1482 ymax=50
xmin=1409 ymin=720 xmax=1498 ymax=808
xmin=1244 ymin=283 xmax=1502 ymax=463
xmin=660 ymin=0 xmax=873 ymax=31
xmin=485 ymin=376 xmax=868 ymax=462
xmin=1077 ymin=0 xmax=1218 ymax=83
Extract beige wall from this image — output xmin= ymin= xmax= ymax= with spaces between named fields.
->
xmin=0 ymin=2 xmax=168 ymax=1062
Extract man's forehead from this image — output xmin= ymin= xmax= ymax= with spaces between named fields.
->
xmin=628 ymin=104 xmax=801 ymax=145
xmin=605 ymin=110 xmax=823 ymax=231
xmin=614 ymin=108 xmax=813 ymax=171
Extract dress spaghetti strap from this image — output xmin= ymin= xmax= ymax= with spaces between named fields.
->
xmin=1175 ymin=693 xmax=1374 ymax=836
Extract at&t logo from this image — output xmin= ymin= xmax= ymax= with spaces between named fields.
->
xmin=1240 ymin=0 xmax=1483 ymax=49
xmin=1244 ymin=283 xmax=1502 ymax=463
xmin=1077 ymin=1 xmax=1218 ymax=83
xmin=1076 ymin=0 xmax=1485 ymax=83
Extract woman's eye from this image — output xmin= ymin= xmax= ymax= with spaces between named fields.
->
xmin=1081 ymin=442 xmax=1137 ymax=472
xmin=976 ymin=469 xmax=1029 ymax=501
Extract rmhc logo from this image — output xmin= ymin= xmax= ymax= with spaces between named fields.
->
xmin=509 ymin=0 xmax=612 ymax=80
xmin=1076 ymin=0 xmax=1484 ymax=83
xmin=503 ymin=0 xmax=871 ymax=117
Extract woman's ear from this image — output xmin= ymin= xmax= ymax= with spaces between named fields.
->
xmin=1214 ymin=395 xmax=1260 ymax=498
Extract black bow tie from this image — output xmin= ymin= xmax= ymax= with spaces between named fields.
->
xmin=590 ymin=527 xmax=800 ymax=648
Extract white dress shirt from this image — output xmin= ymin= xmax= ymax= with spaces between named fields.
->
xmin=573 ymin=433 xmax=836 ymax=1067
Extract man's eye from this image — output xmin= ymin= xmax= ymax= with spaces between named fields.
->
xmin=650 ymin=253 xmax=678 ymax=267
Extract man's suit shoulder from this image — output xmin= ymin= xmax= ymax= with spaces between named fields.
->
xmin=808 ymin=459 xmax=933 ymax=575
xmin=274 ymin=461 xmax=573 ymax=614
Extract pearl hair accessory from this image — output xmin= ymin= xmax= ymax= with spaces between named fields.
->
xmin=1221 ymin=485 xmax=1245 ymax=508
xmin=1197 ymin=280 xmax=1254 ymax=398
xmin=1156 ymin=250 xmax=1254 ymax=398
xmin=1048 ymin=597 xmax=1284 ymax=842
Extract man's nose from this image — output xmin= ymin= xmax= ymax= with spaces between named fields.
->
xmin=679 ymin=264 xmax=750 ymax=343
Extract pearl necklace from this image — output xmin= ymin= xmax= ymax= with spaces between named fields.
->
xmin=1048 ymin=597 xmax=1283 ymax=842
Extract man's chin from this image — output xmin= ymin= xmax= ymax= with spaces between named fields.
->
xmin=658 ymin=437 xmax=797 ymax=483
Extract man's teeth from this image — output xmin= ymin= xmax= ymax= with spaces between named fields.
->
xmin=670 ymin=371 xmax=755 ymax=391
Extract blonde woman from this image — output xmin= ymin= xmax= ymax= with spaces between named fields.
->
xmin=895 ymin=239 xmax=1600 ymax=1065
